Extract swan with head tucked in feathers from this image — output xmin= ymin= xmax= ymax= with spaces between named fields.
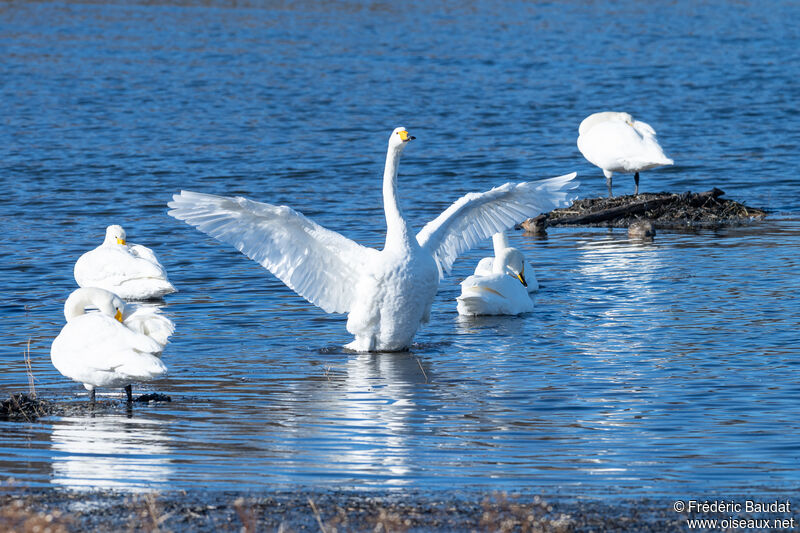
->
xmin=472 ymin=232 xmax=538 ymax=292
xmin=50 ymin=287 xmax=172 ymax=402
xmin=168 ymin=127 xmax=578 ymax=352
xmin=577 ymin=111 xmax=673 ymax=197
xmin=457 ymin=244 xmax=534 ymax=316
xmin=74 ymin=225 xmax=177 ymax=300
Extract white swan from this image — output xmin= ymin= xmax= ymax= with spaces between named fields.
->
xmin=74 ymin=225 xmax=177 ymax=300
xmin=577 ymin=111 xmax=673 ymax=197
xmin=50 ymin=287 xmax=171 ymax=402
xmin=457 ymin=246 xmax=534 ymax=316
xmin=168 ymin=127 xmax=578 ymax=352
xmin=472 ymin=232 xmax=538 ymax=292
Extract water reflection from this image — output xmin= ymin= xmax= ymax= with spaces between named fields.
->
xmin=50 ymin=415 xmax=172 ymax=491
xmin=282 ymin=351 xmax=432 ymax=486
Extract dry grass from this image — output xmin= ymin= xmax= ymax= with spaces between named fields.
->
xmin=479 ymin=493 xmax=573 ymax=533
xmin=415 ymin=358 xmax=428 ymax=383
xmin=0 ymin=498 xmax=71 ymax=533
xmin=233 ymin=497 xmax=257 ymax=533
xmin=24 ymin=339 xmax=36 ymax=399
xmin=125 ymin=493 xmax=173 ymax=533
xmin=0 ymin=394 xmax=51 ymax=422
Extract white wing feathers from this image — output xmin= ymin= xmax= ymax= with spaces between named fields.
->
xmin=416 ymin=173 xmax=578 ymax=277
xmin=167 ymin=191 xmax=378 ymax=314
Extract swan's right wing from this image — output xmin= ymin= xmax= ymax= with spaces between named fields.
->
xmin=168 ymin=191 xmax=379 ymax=314
xmin=416 ymin=173 xmax=578 ymax=277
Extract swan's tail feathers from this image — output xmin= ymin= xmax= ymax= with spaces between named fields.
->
xmin=117 ymin=352 xmax=168 ymax=381
xmin=456 ymin=295 xmax=486 ymax=316
xmin=124 ymin=307 xmax=175 ymax=348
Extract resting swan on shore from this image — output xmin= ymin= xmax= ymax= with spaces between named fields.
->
xmin=50 ymin=287 xmax=172 ymax=402
xmin=577 ymin=111 xmax=672 ymax=197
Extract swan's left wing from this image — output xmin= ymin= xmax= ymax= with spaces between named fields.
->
xmin=168 ymin=190 xmax=378 ymax=314
xmin=416 ymin=173 xmax=578 ymax=277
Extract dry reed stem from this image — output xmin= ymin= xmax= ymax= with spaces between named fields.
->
xmin=416 ymin=358 xmax=428 ymax=383
xmin=24 ymin=339 xmax=35 ymax=399
xmin=307 ymin=497 xmax=328 ymax=533
xmin=233 ymin=497 xmax=257 ymax=533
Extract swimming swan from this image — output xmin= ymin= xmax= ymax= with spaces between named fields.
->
xmin=472 ymin=232 xmax=538 ymax=292
xmin=50 ymin=287 xmax=171 ymax=402
xmin=74 ymin=225 xmax=177 ymax=300
xmin=457 ymin=246 xmax=534 ymax=316
xmin=168 ymin=127 xmax=578 ymax=351
xmin=577 ymin=111 xmax=673 ymax=197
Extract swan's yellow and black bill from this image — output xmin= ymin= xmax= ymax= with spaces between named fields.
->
xmin=516 ymin=272 xmax=528 ymax=287
xmin=397 ymin=130 xmax=415 ymax=142
xmin=114 ymin=309 xmax=123 ymax=322
xmin=116 ymin=238 xmax=126 ymax=245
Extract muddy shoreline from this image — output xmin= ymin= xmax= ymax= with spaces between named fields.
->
xmin=521 ymin=189 xmax=767 ymax=232
xmin=2 ymin=486 xmax=797 ymax=532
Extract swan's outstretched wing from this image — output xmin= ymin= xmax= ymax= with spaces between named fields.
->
xmin=168 ymin=191 xmax=378 ymax=314
xmin=416 ymin=173 xmax=578 ymax=277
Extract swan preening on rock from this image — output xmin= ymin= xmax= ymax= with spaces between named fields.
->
xmin=74 ymin=225 xmax=176 ymax=301
xmin=169 ymin=127 xmax=578 ymax=351
xmin=577 ymin=112 xmax=673 ymax=197
xmin=50 ymin=287 xmax=172 ymax=402
xmin=457 ymin=233 xmax=535 ymax=316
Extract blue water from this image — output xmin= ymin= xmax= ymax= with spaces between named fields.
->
xmin=1 ymin=1 xmax=799 ymax=499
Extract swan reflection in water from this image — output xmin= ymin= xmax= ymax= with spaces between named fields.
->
xmin=50 ymin=415 xmax=173 ymax=491
xmin=280 ymin=350 xmax=433 ymax=486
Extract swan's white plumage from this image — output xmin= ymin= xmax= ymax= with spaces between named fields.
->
xmin=123 ymin=305 xmax=175 ymax=348
xmin=168 ymin=127 xmax=578 ymax=351
xmin=416 ymin=172 xmax=577 ymax=277
xmin=166 ymin=193 xmax=378 ymax=314
xmin=472 ymin=233 xmax=538 ymax=292
xmin=457 ymin=247 xmax=534 ymax=316
xmin=577 ymin=111 xmax=672 ymax=195
xmin=51 ymin=288 xmax=170 ymax=392
xmin=74 ymin=225 xmax=176 ymax=300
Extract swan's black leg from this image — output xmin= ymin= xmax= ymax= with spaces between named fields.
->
xmin=89 ymin=389 xmax=96 ymax=405
xmin=606 ymin=175 xmax=613 ymax=197
xmin=125 ymin=385 xmax=133 ymax=404
xmin=634 ymin=172 xmax=640 ymax=196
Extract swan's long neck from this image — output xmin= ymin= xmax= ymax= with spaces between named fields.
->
xmin=64 ymin=288 xmax=118 ymax=322
xmin=383 ymin=144 xmax=412 ymax=249
xmin=492 ymin=233 xmax=509 ymax=257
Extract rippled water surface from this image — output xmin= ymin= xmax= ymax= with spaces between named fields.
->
xmin=1 ymin=1 xmax=799 ymax=498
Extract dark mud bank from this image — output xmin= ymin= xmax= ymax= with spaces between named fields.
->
xmin=522 ymin=188 xmax=767 ymax=231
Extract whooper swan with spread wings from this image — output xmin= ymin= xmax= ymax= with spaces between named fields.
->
xmin=168 ymin=127 xmax=578 ymax=352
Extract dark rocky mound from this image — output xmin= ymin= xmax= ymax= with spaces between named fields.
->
xmin=0 ymin=394 xmax=53 ymax=422
xmin=0 ymin=392 xmax=173 ymax=421
xmin=134 ymin=392 xmax=172 ymax=403
xmin=522 ymin=188 xmax=767 ymax=231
